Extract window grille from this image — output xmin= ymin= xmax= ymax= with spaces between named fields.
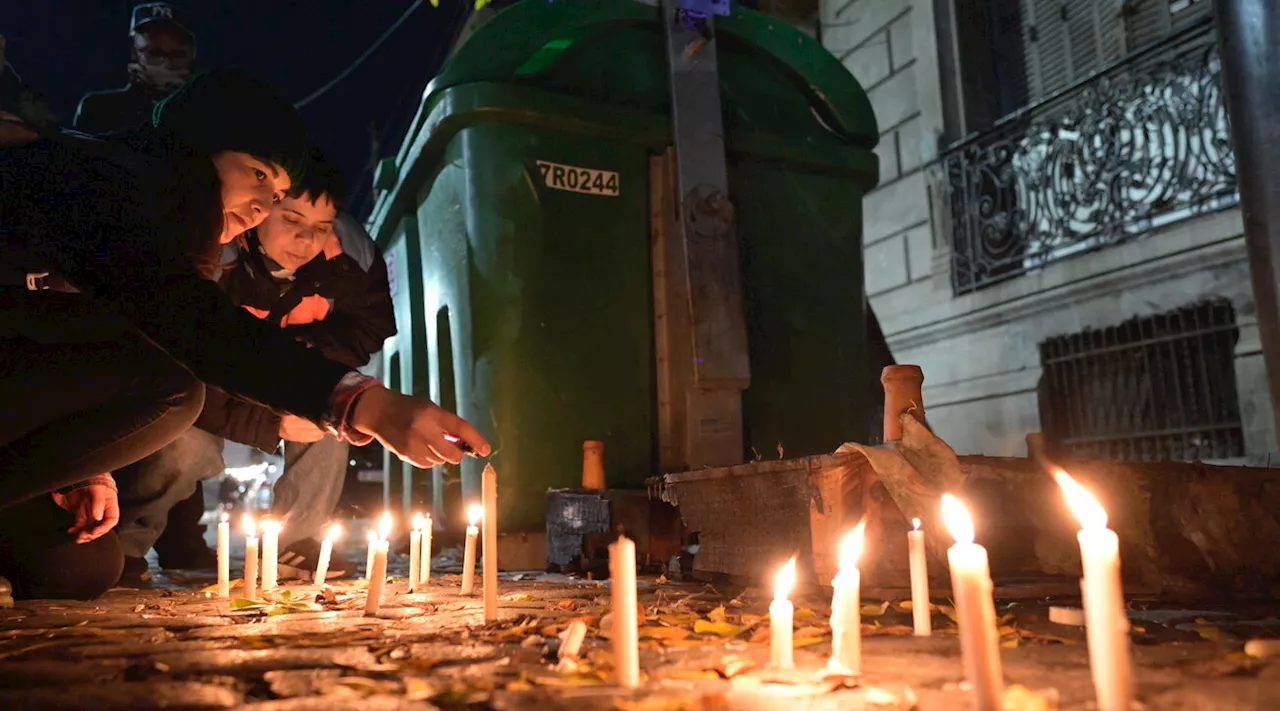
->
xmin=1039 ymin=299 xmax=1244 ymax=461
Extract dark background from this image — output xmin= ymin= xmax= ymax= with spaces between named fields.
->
xmin=3 ymin=0 xmax=472 ymax=218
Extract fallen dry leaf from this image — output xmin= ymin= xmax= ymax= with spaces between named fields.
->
xmin=639 ymin=626 xmax=693 ymax=641
xmin=557 ymin=599 xmax=577 ymax=610
xmin=1195 ymin=626 xmax=1227 ymax=643
xmin=794 ymin=626 xmax=827 ymax=639
xmin=707 ymin=605 xmax=727 ymax=623
xmin=694 ymin=620 xmax=748 ymax=637
xmin=713 ymin=655 xmax=756 ymax=679
xmin=794 ymin=637 xmax=826 ymax=648
xmin=614 ymin=693 xmax=702 ymax=711
xmin=861 ymin=601 xmax=891 ymax=617
xmin=1001 ymin=684 xmax=1059 ymax=711
xmin=655 ymin=574 xmax=669 ymax=585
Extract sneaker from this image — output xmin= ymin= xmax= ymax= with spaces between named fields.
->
xmin=156 ymin=544 xmax=218 ymax=571
xmin=116 ymin=556 xmax=153 ymax=588
xmin=278 ymin=537 xmax=353 ymax=582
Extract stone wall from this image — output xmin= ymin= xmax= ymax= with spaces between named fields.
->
xmin=819 ymin=0 xmax=1277 ymax=462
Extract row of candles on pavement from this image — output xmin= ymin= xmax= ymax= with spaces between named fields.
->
xmin=612 ymin=470 xmax=1130 ymax=711
xmin=215 ymin=464 xmax=502 ymax=619
xmin=214 ymin=468 xmax=1127 ymax=711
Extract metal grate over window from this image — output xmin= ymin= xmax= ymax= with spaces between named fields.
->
xmin=1038 ymin=299 xmax=1244 ymax=462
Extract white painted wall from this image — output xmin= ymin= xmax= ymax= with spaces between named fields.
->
xmin=819 ymin=0 xmax=1276 ymax=462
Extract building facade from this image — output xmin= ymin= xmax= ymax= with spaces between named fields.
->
xmin=820 ymin=0 xmax=1275 ymax=463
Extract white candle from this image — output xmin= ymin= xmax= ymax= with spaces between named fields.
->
xmin=770 ymin=556 xmax=797 ymax=670
xmin=942 ymin=494 xmax=1004 ymax=711
xmin=242 ymin=514 xmax=259 ymax=601
xmin=364 ymin=512 xmax=392 ymax=616
xmin=610 ymin=535 xmax=640 ymax=688
xmin=828 ymin=522 xmax=865 ymax=675
xmin=1055 ymin=471 xmax=1132 ymax=711
xmin=461 ymin=505 xmax=481 ymax=596
xmin=409 ymin=513 xmax=424 ymax=593
xmin=420 ymin=514 xmax=433 ymax=585
xmin=364 ymin=540 xmax=389 ymax=615
xmin=364 ymin=529 xmax=377 ymax=580
xmin=909 ymin=517 xmax=932 ymax=636
xmin=260 ymin=518 xmax=281 ymax=591
xmin=482 ymin=463 xmax=499 ymax=621
xmin=314 ymin=523 xmax=342 ymax=587
xmin=216 ymin=512 xmax=230 ymax=598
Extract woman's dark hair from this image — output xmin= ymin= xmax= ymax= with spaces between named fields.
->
xmin=287 ymin=146 xmax=348 ymax=213
xmin=153 ymin=68 xmax=308 ymax=183
xmin=150 ymin=69 xmax=308 ymax=276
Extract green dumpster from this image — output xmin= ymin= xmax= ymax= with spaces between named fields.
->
xmin=369 ymin=0 xmax=879 ymax=531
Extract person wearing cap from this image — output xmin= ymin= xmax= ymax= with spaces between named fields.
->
xmin=73 ymin=2 xmax=197 ymax=135
xmin=0 ymin=69 xmax=490 ymax=600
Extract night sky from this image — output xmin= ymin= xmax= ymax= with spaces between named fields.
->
xmin=4 ymin=0 xmax=472 ymax=218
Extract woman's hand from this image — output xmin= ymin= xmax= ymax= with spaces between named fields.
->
xmin=279 ymin=414 xmax=326 ymax=443
xmin=351 ymin=387 xmax=491 ymax=468
xmin=51 ymin=474 xmax=120 ymax=544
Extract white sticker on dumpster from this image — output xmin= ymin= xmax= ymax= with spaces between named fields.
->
xmin=536 ymin=160 xmax=620 ymax=196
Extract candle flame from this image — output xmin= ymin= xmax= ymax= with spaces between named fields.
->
xmin=367 ymin=529 xmax=377 ymax=543
xmin=467 ymin=504 xmax=483 ymax=527
xmin=941 ymin=494 xmax=975 ymax=545
xmin=242 ymin=513 xmax=256 ymax=538
xmin=260 ymin=518 xmax=282 ymax=535
xmin=411 ymin=512 xmax=425 ymax=531
xmin=220 ymin=511 xmax=229 ymax=523
xmin=773 ymin=556 xmax=797 ymax=601
xmin=839 ymin=521 xmax=866 ymax=571
xmin=377 ymin=511 xmax=393 ymax=541
xmin=324 ymin=523 xmax=343 ymax=542
xmin=912 ymin=517 xmax=921 ymax=531
xmin=1054 ymin=469 xmax=1108 ymax=530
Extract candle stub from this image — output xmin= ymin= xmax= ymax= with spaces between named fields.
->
xmin=609 ymin=536 xmax=640 ymax=687
xmin=908 ymin=517 xmax=932 ymax=636
xmin=828 ymin=523 xmax=865 ymax=675
xmin=461 ymin=505 xmax=481 ymax=596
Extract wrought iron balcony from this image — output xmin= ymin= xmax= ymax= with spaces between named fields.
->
xmin=943 ymin=18 xmax=1237 ymax=295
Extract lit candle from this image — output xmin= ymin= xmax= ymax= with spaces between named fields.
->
xmin=942 ymin=494 xmax=1004 ymax=711
xmin=828 ymin=522 xmax=865 ymax=675
xmin=216 ymin=512 xmax=230 ymax=598
xmin=461 ymin=504 xmax=481 ymax=596
xmin=364 ymin=529 xmax=377 ymax=580
xmin=770 ymin=556 xmax=797 ymax=669
xmin=909 ymin=517 xmax=932 ymax=636
xmin=610 ymin=535 xmax=640 ymax=688
xmin=314 ymin=523 xmax=342 ymax=587
xmin=409 ymin=513 xmax=424 ymax=593
xmin=260 ymin=518 xmax=281 ymax=591
xmin=1055 ymin=471 xmax=1132 ymax=711
xmin=419 ymin=514 xmax=433 ymax=586
xmin=365 ymin=512 xmax=392 ymax=616
xmin=242 ymin=514 xmax=259 ymax=601
xmin=482 ymin=463 xmax=499 ymax=621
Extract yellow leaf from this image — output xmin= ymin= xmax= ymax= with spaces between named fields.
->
xmin=998 ymin=625 xmax=1017 ymax=637
xmin=474 ymin=0 xmax=491 ymax=9
xmin=503 ymin=594 xmax=535 ymax=602
xmin=506 ymin=679 xmax=533 ymax=691
xmin=1001 ymin=636 xmax=1019 ymax=648
xmin=663 ymin=670 xmax=722 ymax=681
xmin=201 ymin=579 xmax=243 ymax=594
xmin=938 ymin=605 xmax=959 ymax=622
xmin=639 ymin=626 xmax=692 ymax=641
xmin=655 ymin=574 xmax=669 ymax=584
xmin=795 ymin=608 xmax=817 ymax=619
xmin=707 ymin=605 xmax=727 ymax=623
xmin=860 ymin=600 xmax=890 ymax=616
xmin=694 ymin=620 xmax=747 ymax=637
xmin=794 ymin=637 xmax=826 ymax=648
xmin=1195 ymin=626 xmax=1226 ymax=643
xmin=794 ymin=626 xmax=827 ymax=639
xmin=740 ymin=614 xmax=764 ymax=625
xmin=614 ymin=694 xmax=702 ymax=711
xmin=429 ymin=0 xmax=439 ymax=6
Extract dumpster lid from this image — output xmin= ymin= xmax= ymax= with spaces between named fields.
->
xmin=426 ymin=0 xmax=879 ymax=148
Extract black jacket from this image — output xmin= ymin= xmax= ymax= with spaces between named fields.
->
xmin=74 ymin=83 xmax=164 ymax=135
xmin=0 ymin=126 xmax=352 ymax=424
xmin=194 ymin=214 xmax=396 ymax=451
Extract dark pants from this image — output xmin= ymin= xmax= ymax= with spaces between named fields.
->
xmin=0 ymin=293 xmax=205 ymax=598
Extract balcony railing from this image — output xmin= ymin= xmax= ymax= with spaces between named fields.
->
xmin=943 ymin=18 xmax=1237 ymax=295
